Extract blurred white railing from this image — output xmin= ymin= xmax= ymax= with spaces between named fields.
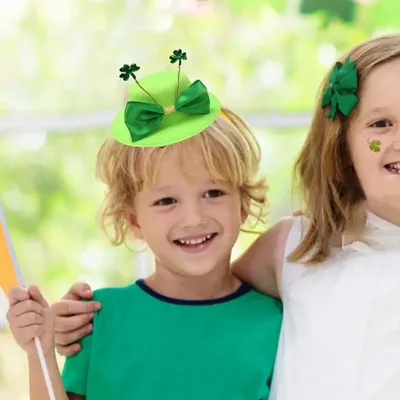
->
xmin=0 ymin=112 xmax=311 ymax=134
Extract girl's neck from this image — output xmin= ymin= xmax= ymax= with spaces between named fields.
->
xmin=145 ymin=261 xmax=241 ymax=301
xmin=367 ymin=198 xmax=400 ymax=227
xmin=330 ymin=202 xmax=400 ymax=247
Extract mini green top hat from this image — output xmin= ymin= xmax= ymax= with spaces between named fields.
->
xmin=111 ymin=49 xmax=221 ymax=147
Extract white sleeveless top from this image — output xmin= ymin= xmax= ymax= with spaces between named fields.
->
xmin=270 ymin=212 xmax=400 ymax=400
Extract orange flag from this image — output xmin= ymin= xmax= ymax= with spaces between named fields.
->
xmin=0 ymin=201 xmax=23 ymax=298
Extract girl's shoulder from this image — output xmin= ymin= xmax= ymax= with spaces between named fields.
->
xmin=262 ymin=216 xmax=301 ymax=288
xmin=261 ymin=215 xmax=308 ymax=261
xmin=232 ymin=216 xmax=300 ymax=298
xmin=265 ymin=216 xmax=298 ymax=244
xmin=275 ymin=215 xmax=310 ymax=250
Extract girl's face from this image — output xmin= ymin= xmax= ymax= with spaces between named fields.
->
xmin=347 ymin=57 xmax=400 ymax=223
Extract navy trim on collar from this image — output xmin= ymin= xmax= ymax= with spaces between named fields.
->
xmin=136 ymin=279 xmax=252 ymax=305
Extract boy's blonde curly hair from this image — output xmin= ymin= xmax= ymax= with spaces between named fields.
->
xmin=97 ymin=107 xmax=268 ymax=246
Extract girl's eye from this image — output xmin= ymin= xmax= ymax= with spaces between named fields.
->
xmin=154 ymin=197 xmax=176 ymax=206
xmin=204 ymin=189 xmax=224 ymax=199
xmin=370 ymin=120 xmax=392 ymax=128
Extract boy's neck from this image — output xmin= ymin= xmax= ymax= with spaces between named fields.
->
xmin=145 ymin=262 xmax=242 ymax=301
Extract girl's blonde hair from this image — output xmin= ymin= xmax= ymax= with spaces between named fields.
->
xmin=97 ymin=107 xmax=268 ymax=246
xmin=289 ymin=34 xmax=400 ymax=264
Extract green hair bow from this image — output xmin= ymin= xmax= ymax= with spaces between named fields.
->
xmin=322 ymin=58 xmax=359 ymax=119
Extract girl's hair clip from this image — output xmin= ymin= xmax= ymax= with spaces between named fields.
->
xmin=321 ymin=57 xmax=359 ymax=118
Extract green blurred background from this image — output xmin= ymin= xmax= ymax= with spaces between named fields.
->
xmin=0 ymin=0 xmax=399 ymax=398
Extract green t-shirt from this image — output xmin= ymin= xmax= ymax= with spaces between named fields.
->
xmin=62 ymin=280 xmax=282 ymax=399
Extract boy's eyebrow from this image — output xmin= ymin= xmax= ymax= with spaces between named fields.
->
xmin=151 ymin=180 xmax=219 ymax=192
xmin=152 ymin=184 xmax=173 ymax=192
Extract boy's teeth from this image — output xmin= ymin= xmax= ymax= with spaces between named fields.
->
xmin=178 ymin=234 xmax=212 ymax=245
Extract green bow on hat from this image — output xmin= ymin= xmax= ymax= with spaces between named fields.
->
xmin=124 ymin=79 xmax=210 ymax=142
xmin=322 ymin=57 xmax=359 ymax=119
xmin=111 ymin=50 xmax=221 ymax=147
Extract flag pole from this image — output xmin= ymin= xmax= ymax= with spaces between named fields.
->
xmin=0 ymin=202 xmax=56 ymax=400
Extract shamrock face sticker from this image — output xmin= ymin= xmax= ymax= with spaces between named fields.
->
xmin=369 ymin=139 xmax=381 ymax=153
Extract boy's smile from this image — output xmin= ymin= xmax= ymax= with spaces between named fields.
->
xmin=173 ymin=232 xmax=218 ymax=254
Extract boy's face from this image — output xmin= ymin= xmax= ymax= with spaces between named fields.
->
xmin=132 ymin=151 xmax=246 ymax=278
xmin=347 ymin=57 xmax=400 ymax=222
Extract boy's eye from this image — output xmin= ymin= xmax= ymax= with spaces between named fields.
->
xmin=370 ymin=119 xmax=392 ymax=128
xmin=204 ymin=189 xmax=224 ymax=199
xmin=154 ymin=197 xmax=176 ymax=206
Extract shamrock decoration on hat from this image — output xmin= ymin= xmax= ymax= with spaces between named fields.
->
xmin=119 ymin=64 xmax=140 ymax=81
xmin=169 ymin=49 xmax=187 ymax=98
xmin=169 ymin=49 xmax=187 ymax=64
xmin=111 ymin=49 xmax=221 ymax=147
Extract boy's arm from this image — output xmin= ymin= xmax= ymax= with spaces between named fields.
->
xmin=28 ymin=350 xmax=84 ymax=400
xmin=232 ymin=217 xmax=295 ymax=298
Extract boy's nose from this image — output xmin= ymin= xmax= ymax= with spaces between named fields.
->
xmin=180 ymin=203 xmax=205 ymax=229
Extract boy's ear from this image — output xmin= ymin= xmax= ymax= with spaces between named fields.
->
xmin=240 ymin=195 xmax=250 ymax=224
xmin=240 ymin=194 xmax=251 ymax=224
xmin=129 ymin=214 xmax=144 ymax=240
xmin=241 ymin=208 xmax=248 ymax=224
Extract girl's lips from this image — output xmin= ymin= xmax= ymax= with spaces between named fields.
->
xmin=384 ymin=162 xmax=400 ymax=174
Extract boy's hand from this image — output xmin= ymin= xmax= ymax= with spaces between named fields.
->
xmin=52 ymin=282 xmax=101 ymax=357
xmin=6 ymin=285 xmax=55 ymax=357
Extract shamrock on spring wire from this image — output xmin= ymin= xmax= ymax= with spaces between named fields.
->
xmin=119 ymin=64 xmax=140 ymax=81
xmin=169 ymin=49 xmax=187 ymax=66
xmin=322 ymin=58 xmax=359 ymax=119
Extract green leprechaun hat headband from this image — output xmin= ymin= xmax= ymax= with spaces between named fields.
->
xmin=321 ymin=57 xmax=381 ymax=153
xmin=111 ymin=49 xmax=221 ymax=147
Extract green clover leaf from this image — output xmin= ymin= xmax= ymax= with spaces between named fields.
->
xmin=369 ymin=140 xmax=381 ymax=153
xmin=169 ymin=49 xmax=187 ymax=66
xmin=119 ymin=63 xmax=140 ymax=81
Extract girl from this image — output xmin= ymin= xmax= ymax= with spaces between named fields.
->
xmin=236 ymin=34 xmax=400 ymax=399
xmin=6 ymin=52 xmax=282 ymax=400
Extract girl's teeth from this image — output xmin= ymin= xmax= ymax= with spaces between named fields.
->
xmin=386 ymin=162 xmax=400 ymax=173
